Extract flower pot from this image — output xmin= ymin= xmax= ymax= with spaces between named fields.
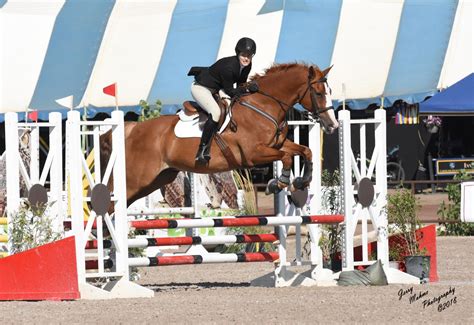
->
xmin=323 ymin=258 xmax=342 ymax=272
xmin=427 ymin=125 xmax=439 ymax=134
xmin=404 ymin=255 xmax=431 ymax=282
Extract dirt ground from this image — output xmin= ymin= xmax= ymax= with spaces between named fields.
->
xmin=0 ymin=236 xmax=472 ymax=324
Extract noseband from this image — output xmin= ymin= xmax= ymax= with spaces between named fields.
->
xmin=299 ymin=71 xmax=334 ymax=123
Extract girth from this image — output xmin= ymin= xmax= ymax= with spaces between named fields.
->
xmin=238 ymin=100 xmax=287 ymax=147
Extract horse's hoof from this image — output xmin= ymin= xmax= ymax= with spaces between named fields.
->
xmin=292 ymin=177 xmax=305 ymax=191
xmin=265 ymin=179 xmax=281 ymax=195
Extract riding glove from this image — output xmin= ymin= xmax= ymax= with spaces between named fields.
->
xmin=247 ymin=81 xmax=259 ymax=93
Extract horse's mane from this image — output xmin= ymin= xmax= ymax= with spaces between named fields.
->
xmin=250 ymin=62 xmax=320 ymax=82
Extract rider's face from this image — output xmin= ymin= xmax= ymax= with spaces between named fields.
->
xmin=238 ymin=52 xmax=253 ymax=67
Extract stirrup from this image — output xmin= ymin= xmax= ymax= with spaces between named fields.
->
xmin=195 ymin=144 xmax=211 ymax=163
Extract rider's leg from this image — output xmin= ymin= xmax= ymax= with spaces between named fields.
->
xmin=195 ymin=117 xmax=218 ymax=163
xmin=191 ymin=83 xmax=221 ymax=162
xmin=191 ymin=83 xmax=221 ymax=122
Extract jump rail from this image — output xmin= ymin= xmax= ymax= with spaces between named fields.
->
xmin=85 ymin=233 xmax=280 ymax=249
xmin=129 ymin=215 xmax=344 ymax=230
xmin=85 ymin=252 xmax=279 ymax=270
xmin=128 ymin=252 xmax=280 ymax=267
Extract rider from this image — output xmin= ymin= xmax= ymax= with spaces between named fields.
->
xmin=190 ymin=37 xmax=257 ymax=163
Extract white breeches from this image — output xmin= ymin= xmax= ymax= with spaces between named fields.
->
xmin=191 ymin=82 xmax=221 ymax=122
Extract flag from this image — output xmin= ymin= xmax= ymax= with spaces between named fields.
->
xmin=103 ymin=83 xmax=117 ymax=97
xmin=27 ymin=110 xmax=38 ymax=122
xmin=55 ymin=95 xmax=74 ymax=110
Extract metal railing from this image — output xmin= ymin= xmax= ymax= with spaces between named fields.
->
xmin=388 ymin=178 xmax=472 ymax=194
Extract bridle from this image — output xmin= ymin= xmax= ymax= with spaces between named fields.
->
xmin=297 ymin=70 xmax=334 ymax=123
xmin=245 ymin=68 xmax=334 ymax=124
xmin=235 ymin=67 xmax=334 ymax=145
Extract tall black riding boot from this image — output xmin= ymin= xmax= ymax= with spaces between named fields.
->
xmin=195 ymin=118 xmax=219 ymax=163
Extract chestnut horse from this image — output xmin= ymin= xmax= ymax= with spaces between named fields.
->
xmin=101 ymin=63 xmax=339 ymax=206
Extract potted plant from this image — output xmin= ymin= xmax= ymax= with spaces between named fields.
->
xmin=318 ymin=169 xmax=343 ymax=271
xmin=319 ymin=224 xmax=343 ymax=272
xmin=387 ymin=189 xmax=430 ymax=281
xmin=388 ymin=243 xmax=403 ymax=269
xmin=423 ymin=115 xmax=442 ymax=134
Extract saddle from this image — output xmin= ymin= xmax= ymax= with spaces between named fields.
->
xmin=179 ymin=94 xmax=239 ymax=168
xmin=182 ymin=93 xmax=229 ymax=129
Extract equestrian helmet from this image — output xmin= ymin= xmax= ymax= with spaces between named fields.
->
xmin=235 ymin=37 xmax=256 ymax=56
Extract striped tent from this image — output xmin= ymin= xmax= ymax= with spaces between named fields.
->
xmin=0 ymin=0 xmax=472 ymax=119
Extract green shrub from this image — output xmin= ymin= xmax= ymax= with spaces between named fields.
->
xmin=321 ymin=169 xmax=341 ymax=214
xmin=9 ymin=201 xmax=62 ymax=254
xmin=232 ymin=169 xmax=257 ymax=215
xmin=138 ymin=99 xmax=162 ymax=121
xmin=437 ymin=170 xmax=474 ymax=236
xmin=387 ymin=188 xmax=423 ymax=256
xmin=388 ymin=242 xmax=404 ymax=261
xmin=317 ymin=169 xmax=343 ymax=264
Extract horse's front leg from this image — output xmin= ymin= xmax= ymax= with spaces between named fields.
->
xmin=280 ymin=140 xmax=313 ymax=190
xmin=249 ymin=144 xmax=294 ymax=194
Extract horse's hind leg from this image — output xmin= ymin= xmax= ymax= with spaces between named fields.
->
xmin=279 ymin=141 xmax=313 ymax=190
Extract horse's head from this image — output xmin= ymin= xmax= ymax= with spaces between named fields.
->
xmin=298 ymin=66 xmax=339 ymax=134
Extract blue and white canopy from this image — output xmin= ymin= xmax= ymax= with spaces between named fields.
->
xmin=0 ymin=0 xmax=472 ymax=118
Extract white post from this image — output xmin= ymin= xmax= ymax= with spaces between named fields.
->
xmin=359 ymin=122 xmax=369 ymax=263
xmin=110 ymin=110 xmax=129 ymax=278
xmin=293 ymin=126 xmax=301 ymax=265
xmin=307 ymin=123 xmax=323 ymax=266
xmin=67 ymin=110 xmax=86 ymax=284
xmin=309 ymin=123 xmax=322 ymax=215
xmin=275 ymin=160 xmax=287 ymax=266
xmin=49 ymin=112 xmax=63 ymax=234
xmin=338 ymin=109 xmax=354 ymax=270
xmin=30 ymin=124 xmax=40 ymax=184
xmin=191 ymin=172 xmax=200 ymax=237
xmin=5 ymin=113 xmax=20 ymax=253
xmin=5 ymin=113 xmax=20 ymax=213
xmin=374 ymin=109 xmax=389 ymax=265
xmin=93 ymin=126 xmax=101 ymax=184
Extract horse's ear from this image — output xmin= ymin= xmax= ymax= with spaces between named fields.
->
xmin=308 ymin=66 xmax=315 ymax=79
xmin=321 ymin=65 xmax=333 ymax=77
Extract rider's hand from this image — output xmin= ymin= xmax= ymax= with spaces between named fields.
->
xmin=247 ymin=81 xmax=259 ymax=93
xmin=235 ymin=86 xmax=247 ymax=96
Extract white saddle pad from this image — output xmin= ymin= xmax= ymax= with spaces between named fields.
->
xmin=174 ymin=110 xmax=231 ymax=138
